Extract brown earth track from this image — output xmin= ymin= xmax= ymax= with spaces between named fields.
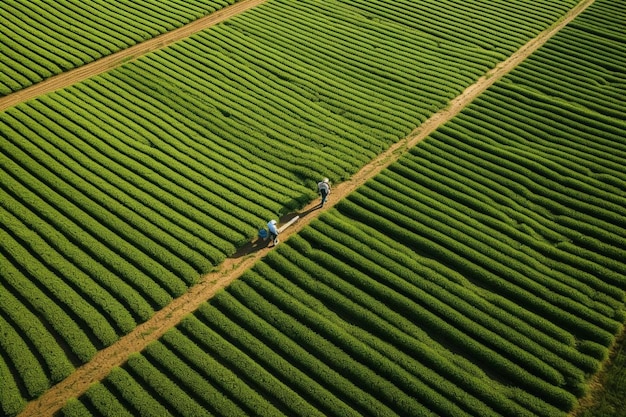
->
xmin=14 ymin=1 xmax=596 ymax=416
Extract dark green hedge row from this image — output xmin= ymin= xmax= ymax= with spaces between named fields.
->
xmin=2 ymin=114 xmax=213 ymax=277
xmin=387 ymin=158 xmax=624 ymax=305
xmin=0 ymin=128 xmax=191 ymax=297
xmin=315 ymin=213 xmax=597 ymax=380
xmin=40 ymin=86 xmax=253 ymax=252
xmin=162 ymin=325 xmax=283 ymax=417
xmin=21 ymin=95 xmax=250 ymax=254
xmin=343 ymin=193 xmax=616 ymax=349
xmin=179 ymin=316 xmax=317 ymax=417
xmin=225 ymin=279 xmax=435 ymax=416
xmin=297 ymin=224 xmax=579 ymax=409
xmin=0 ymin=148 xmax=174 ymax=313
xmin=133 ymin=47 xmax=378 ymax=180
xmin=0 ymin=284 xmax=74 ymax=385
xmin=406 ymin=135 xmax=626 ymax=291
xmin=0 ymin=181 xmax=153 ymax=328
xmin=0 ymin=204 xmax=119 ymax=350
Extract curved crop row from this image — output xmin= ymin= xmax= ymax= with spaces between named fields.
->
xmin=61 ymin=367 xmax=175 ymax=417
xmin=2 ymin=122 xmax=214 ymax=275
xmin=19 ymin=95 xmax=259 ymax=249
xmin=0 ymin=140 xmax=193 ymax=297
xmin=0 ymin=239 xmax=100 ymax=365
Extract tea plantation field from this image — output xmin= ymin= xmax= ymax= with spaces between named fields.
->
xmin=1 ymin=0 xmax=625 ymax=416
xmin=50 ymin=0 xmax=626 ymax=416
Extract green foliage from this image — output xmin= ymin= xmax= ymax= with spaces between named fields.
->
xmin=194 ymin=302 xmax=353 ymax=417
xmin=0 ymin=354 xmax=26 ymax=417
xmin=294 ymin=226 xmax=578 ymax=410
xmin=0 ymin=0 xmax=243 ymax=95
xmin=58 ymin=398 xmax=92 ymax=417
xmin=0 ymin=315 xmax=49 ymax=398
xmin=224 ymin=280 xmax=430 ymax=416
xmin=316 ymin=214 xmax=595 ymax=382
xmin=3 ymin=1 xmax=626 ymax=417
xmin=0 ymin=202 xmax=136 ymax=337
xmin=251 ymin=250 xmax=514 ymax=417
xmin=0 ymin=253 xmax=97 ymax=364
xmin=0 ymin=284 xmax=74 ymax=383
xmin=83 ymin=384 xmax=134 ymax=417
xmin=125 ymin=354 xmax=206 ymax=417
xmin=165 ymin=322 xmax=294 ymax=417
xmin=158 ymin=327 xmax=262 ymax=417
xmin=576 ymin=332 xmax=626 ymax=417
xmin=0 ymin=220 xmax=114 ymax=353
xmin=105 ymin=367 xmax=174 ymax=417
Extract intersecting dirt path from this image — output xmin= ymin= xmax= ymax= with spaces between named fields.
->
xmin=16 ymin=0 xmax=595 ymax=416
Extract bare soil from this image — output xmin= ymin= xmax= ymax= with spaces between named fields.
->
xmin=13 ymin=1 xmax=595 ymax=416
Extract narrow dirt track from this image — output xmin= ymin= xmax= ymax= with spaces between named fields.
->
xmin=16 ymin=1 xmax=595 ymax=416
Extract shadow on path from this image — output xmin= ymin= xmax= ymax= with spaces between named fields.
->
xmin=231 ymin=203 xmax=322 ymax=258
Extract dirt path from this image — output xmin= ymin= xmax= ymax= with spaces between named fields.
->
xmin=17 ymin=1 xmax=594 ymax=416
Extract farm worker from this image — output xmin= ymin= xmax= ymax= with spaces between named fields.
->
xmin=267 ymin=219 xmax=279 ymax=246
xmin=317 ymin=177 xmax=331 ymax=207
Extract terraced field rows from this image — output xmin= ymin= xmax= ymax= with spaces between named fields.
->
xmin=48 ymin=0 xmax=626 ymax=416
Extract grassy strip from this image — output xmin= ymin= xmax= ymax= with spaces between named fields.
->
xmin=227 ymin=279 xmax=435 ymax=416
xmin=576 ymin=332 xmax=626 ymax=417
xmin=314 ymin=214 xmax=596 ymax=383
xmin=210 ymin=288 xmax=398 ymax=416
xmin=124 ymin=354 xmax=210 ymax=417
xmin=103 ymin=367 xmax=174 ymax=417
xmin=161 ymin=327 xmax=275 ymax=417
xmin=258 ymin=247 xmax=518 ymax=416
xmin=82 ymin=384 xmax=134 ymax=417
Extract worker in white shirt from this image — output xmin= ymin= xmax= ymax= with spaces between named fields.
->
xmin=317 ymin=177 xmax=331 ymax=207
xmin=267 ymin=219 xmax=279 ymax=246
